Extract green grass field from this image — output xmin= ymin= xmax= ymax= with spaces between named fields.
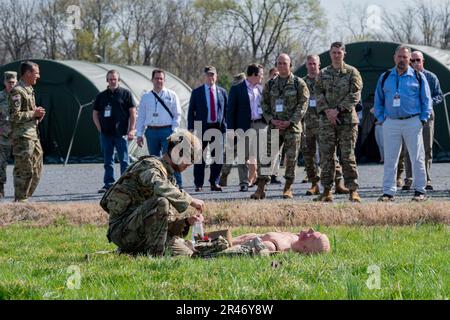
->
xmin=0 ymin=222 xmax=448 ymax=300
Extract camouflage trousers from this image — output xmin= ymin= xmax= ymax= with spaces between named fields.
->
xmin=0 ymin=144 xmax=10 ymax=185
xmin=302 ymin=123 xmax=344 ymax=184
xmin=318 ymin=121 xmax=359 ymax=190
xmin=258 ymin=126 xmax=301 ymax=183
xmin=194 ymin=237 xmax=270 ymax=258
xmin=108 ymin=197 xmax=193 ymax=257
xmin=12 ymin=138 xmax=43 ymax=200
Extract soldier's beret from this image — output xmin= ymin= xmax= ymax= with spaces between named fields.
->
xmin=4 ymin=71 xmax=17 ymax=81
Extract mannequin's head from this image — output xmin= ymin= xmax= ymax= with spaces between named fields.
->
xmin=292 ymin=228 xmax=330 ymax=254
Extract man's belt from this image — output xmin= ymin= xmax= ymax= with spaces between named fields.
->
xmin=396 ymin=113 xmax=420 ymax=120
xmin=251 ymin=118 xmax=265 ymax=124
xmin=147 ymin=125 xmax=172 ymax=129
xmin=206 ymin=122 xmax=220 ymax=128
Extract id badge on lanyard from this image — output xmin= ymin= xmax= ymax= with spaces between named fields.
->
xmin=393 ymin=93 xmax=401 ymax=108
xmin=104 ymin=104 xmax=112 ymax=117
xmin=309 ymin=99 xmax=316 ymax=107
xmin=275 ymin=99 xmax=284 ymax=113
xmin=393 ymin=76 xmax=401 ymax=108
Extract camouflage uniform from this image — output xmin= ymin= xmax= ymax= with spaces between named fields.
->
xmin=101 ymin=156 xmax=196 ymax=257
xmin=258 ymin=74 xmax=309 ymax=184
xmin=302 ymin=75 xmax=344 ymax=184
xmin=316 ymin=63 xmax=362 ymax=191
xmin=0 ymin=89 xmax=11 ymax=196
xmin=8 ymin=80 xmax=43 ymax=201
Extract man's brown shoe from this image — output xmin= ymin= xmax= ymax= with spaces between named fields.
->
xmin=211 ymin=184 xmax=223 ymax=192
xmin=412 ymin=191 xmax=428 ymax=202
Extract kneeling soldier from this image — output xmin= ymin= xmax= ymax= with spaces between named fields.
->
xmin=100 ymin=130 xmax=206 ymax=257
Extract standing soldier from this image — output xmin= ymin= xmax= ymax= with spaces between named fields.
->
xmin=315 ymin=42 xmax=363 ymax=203
xmin=8 ymin=62 xmax=45 ymax=202
xmin=251 ymin=53 xmax=309 ymax=199
xmin=0 ymin=71 xmax=17 ymax=198
xmin=302 ymin=55 xmax=348 ymax=196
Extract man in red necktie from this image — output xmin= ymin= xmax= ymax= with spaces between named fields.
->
xmin=188 ymin=66 xmax=228 ymax=192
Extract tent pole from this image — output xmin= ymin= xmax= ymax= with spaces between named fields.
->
xmin=443 ymin=92 xmax=450 ymax=144
xmin=64 ymin=100 xmax=93 ymax=166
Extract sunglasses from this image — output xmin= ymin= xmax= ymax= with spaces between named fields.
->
xmin=410 ymin=59 xmax=422 ymax=63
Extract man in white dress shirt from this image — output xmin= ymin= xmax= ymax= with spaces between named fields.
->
xmin=136 ymin=69 xmax=183 ymax=188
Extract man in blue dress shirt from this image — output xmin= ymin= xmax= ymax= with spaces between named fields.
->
xmin=374 ymin=45 xmax=432 ymax=202
xmin=400 ymin=50 xmax=443 ymax=191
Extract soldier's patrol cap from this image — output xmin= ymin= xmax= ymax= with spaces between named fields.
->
xmin=204 ymin=66 xmax=217 ymax=74
xmin=4 ymin=71 xmax=17 ymax=81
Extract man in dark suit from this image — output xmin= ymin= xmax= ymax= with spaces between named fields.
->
xmin=220 ymin=64 xmax=265 ymax=192
xmin=188 ymin=66 xmax=228 ymax=192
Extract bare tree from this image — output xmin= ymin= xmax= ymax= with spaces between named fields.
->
xmin=382 ymin=7 xmax=419 ymax=44
xmin=0 ymin=0 xmax=38 ymax=60
xmin=219 ymin=0 xmax=314 ymax=66
xmin=162 ymin=1 xmax=216 ymax=87
xmin=415 ymin=0 xmax=440 ymax=46
xmin=79 ymin=0 xmax=119 ymax=62
xmin=439 ymin=0 xmax=450 ymax=49
xmin=37 ymin=0 xmax=78 ymax=60
xmin=335 ymin=1 xmax=385 ymax=43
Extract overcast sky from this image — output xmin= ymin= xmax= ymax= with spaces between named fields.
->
xmin=319 ymin=0 xmax=448 ymax=45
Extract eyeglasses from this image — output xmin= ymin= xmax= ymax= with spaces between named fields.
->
xmin=410 ymin=59 xmax=422 ymax=63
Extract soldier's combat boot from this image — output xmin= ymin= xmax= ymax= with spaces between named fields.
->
xmin=349 ymin=190 xmax=361 ymax=203
xmin=335 ymin=179 xmax=349 ymax=194
xmin=306 ymin=182 xmax=320 ymax=196
xmin=250 ymin=179 xmax=268 ymax=200
xmin=282 ymin=181 xmax=294 ymax=199
xmin=0 ymin=184 xmax=4 ymax=198
xmin=314 ymin=188 xmax=333 ymax=202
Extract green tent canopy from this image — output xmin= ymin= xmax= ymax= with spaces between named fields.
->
xmin=295 ymin=41 xmax=450 ymax=162
xmin=0 ymin=60 xmax=192 ymax=163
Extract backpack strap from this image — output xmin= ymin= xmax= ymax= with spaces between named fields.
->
xmin=381 ymin=68 xmax=422 ymax=91
xmin=381 ymin=69 xmax=392 ymax=90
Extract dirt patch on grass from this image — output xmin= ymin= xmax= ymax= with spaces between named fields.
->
xmin=205 ymin=201 xmax=450 ymax=227
xmin=1 ymin=200 xmax=448 ymax=228
xmin=0 ymin=203 xmax=108 ymax=228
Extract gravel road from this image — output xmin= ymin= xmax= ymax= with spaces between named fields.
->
xmin=1 ymin=163 xmax=449 ymax=203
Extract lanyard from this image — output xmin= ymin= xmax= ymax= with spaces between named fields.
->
xmin=153 ymin=91 xmax=159 ymax=112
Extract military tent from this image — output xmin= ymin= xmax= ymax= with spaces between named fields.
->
xmin=0 ymin=60 xmax=192 ymax=163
